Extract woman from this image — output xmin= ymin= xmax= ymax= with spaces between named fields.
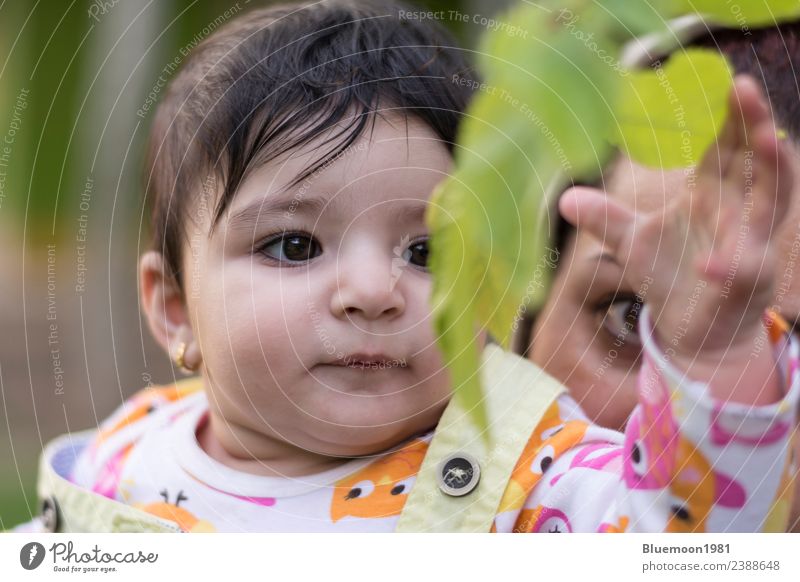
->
xmin=522 ymin=19 xmax=800 ymax=531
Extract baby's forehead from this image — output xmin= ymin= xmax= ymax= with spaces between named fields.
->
xmin=215 ymin=117 xmax=451 ymax=231
xmin=228 ymin=118 xmax=450 ymax=201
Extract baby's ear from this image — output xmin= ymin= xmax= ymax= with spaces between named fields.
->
xmin=139 ymin=251 xmax=191 ymax=357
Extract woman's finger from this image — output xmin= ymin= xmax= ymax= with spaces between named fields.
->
xmin=559 ymin=186 xmax=636 ymax=259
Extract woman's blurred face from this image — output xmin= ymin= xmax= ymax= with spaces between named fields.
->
xmin=528 ymin=157 xmax=671 ymax=430
xmin=529 ymin=147 xmax=800 ymax=431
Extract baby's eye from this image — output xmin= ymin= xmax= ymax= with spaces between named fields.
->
xmin=258 ymin=232 xmax=321 ymax=263
xmin=598 ymin=293 xmax=642 ymax=347
xmin=402 ymin=238 xmax=429 ymax=269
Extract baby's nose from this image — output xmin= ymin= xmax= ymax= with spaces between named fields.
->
xmin=330 ymin=250 xmax=406 ymax=320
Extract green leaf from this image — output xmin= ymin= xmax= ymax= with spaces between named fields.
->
xmin=671 ymin=0 xmax=800 ymax=27
xmin=612 ymin=49 xmax=732 ymax=168
xmin=430 ymin=0 xmax=793 ymax=440
xmin=598 ymin=0 xmax=671 ymax=37
xmin=429 ymin=1 xmax=626 ymax=439
xmin=426 ymin=188 xmax=488 ymax=434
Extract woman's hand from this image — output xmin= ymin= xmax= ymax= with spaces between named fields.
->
xmin=559 ymin=75 xmax=795 ymax=404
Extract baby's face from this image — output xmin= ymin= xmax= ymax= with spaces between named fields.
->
xmin=182 ymin=115 xmax=455 ymax=457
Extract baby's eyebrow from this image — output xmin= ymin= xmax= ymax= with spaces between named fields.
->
xmin=226 ymin=197 xmax=429 ymax=231
xmin=393 ymin=202 xmax=428 ymax=225
xmin=225 ymin=196 xmax=329 ymax=231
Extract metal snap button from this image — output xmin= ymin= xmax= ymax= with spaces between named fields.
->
xmin=437 ymin=453 xmax=480 ymax=497
xmin=40 ymin=496 xmax=60 ymax=533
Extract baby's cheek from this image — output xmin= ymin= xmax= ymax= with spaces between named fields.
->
xmin=253 ymin=289 xmax=320 ymax=346
xmin=197 ymin=271 xmax=300 ymax=355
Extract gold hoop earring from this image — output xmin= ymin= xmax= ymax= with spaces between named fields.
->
xmin=174 ymin=342 xmax=197 ymax=373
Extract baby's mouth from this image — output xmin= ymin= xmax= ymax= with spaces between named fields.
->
xmin=329 ymin=353 xmax=409 ymax=371
xmin=344 ymin=360 xmax=403 ymax=370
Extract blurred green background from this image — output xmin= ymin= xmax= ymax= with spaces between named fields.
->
xmin=0 ymin=0 xmax=513 ymax=530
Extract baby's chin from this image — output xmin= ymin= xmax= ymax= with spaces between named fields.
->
xmin=301 ymin=402 xmax=446 ymax=458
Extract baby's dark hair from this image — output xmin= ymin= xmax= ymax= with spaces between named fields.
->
xmin=144 ymin=0 xmax=478 ymax=290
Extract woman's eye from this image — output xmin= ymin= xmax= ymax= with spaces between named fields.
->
xmin=259 ymin=233 xmax=321 ymax=263
xmin=600 ymin=295 xmax=642 ymax=346
xmin=402 ymin=239 xmax=429 ymax=269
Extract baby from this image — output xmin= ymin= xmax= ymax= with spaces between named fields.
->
xmin=14 ymin=0 xmax=799 ymax=533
